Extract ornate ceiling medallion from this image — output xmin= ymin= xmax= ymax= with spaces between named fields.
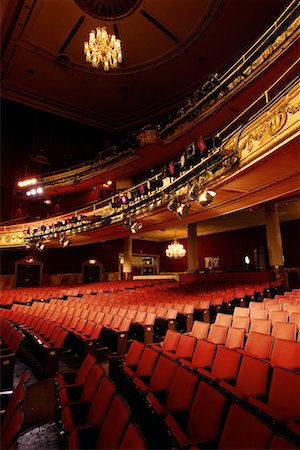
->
xmin=73 ymin=0 xmax=142 ymax=20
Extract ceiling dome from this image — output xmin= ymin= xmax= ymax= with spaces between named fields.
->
xmin=73 ymin=0 xmax=142 ymax=19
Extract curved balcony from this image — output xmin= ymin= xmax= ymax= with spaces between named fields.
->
xmin=2 ymin=76 xmax=299 ymax=249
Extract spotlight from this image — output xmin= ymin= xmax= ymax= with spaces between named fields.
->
xmin=36 ymin=241 xmax=45 ymax=251
xmin=199 ymin=190 xmax=216 ymax=206
xmin=123 ymin=217 xmax=135 ymax=230
xmin=131 ymin=222 xmax=143 ymax=234
xmin=176 ymin=202 xmax=190 ymax=219
xmin=63 ymin=239 xmax=70 ymax=248
xmin=36 ymin=187 xmax=43 ymax=194
xmin=167 ymin=196 xmax=178 ymax=213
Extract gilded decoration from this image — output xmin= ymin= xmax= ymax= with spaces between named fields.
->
xmin=224 ymin=85 xmax=300 ymax=159
xmin=162 ymin=15 xmax=300 ymax=141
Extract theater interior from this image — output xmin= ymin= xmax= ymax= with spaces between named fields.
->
xmin=0 ymin=0 xmax=300 ymax=449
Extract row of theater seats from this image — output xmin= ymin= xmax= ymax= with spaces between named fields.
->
xmin=54 ymin=353 xmax=146 ymax=449
xmin=0 ymin=319 xmax=25 ymax=389
xmin=109 ymin=338 xmax=299 ymax=449
xmin=0 ymin=370 xmax=30 ymax=449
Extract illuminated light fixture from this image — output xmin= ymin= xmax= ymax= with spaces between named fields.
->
xmin=199 ymin=189 xmax=216 ymax=206
xmin=89 ymin=258 xmax=97 ymax=265
xmin=84 ymin=26 xmax=122 ymax=71
xmin=59 ymin=235 xmax=70 ymax=247
xmin=37 ymin=187 xmax=43 ymax=194
xmin=244 ymin=255 xmax=251 ymax=265
xmin=17 ymin=178 xmax=37 ymax=188
xmin=107 ymin=180 xmax=112 ymax=186
xmin=36 ymin=241 xmax=45 ymax=252
xmin=176 ymin=202 xmax=190 ymax=219
xmin=131 ymin=222 xmax=143 ymax=234
xmin=123 ymin=217 xmax=134 ymax=230
xmin=166 ymin=237 xmax=186 ymax=259
xmin=44 ymin=197 xmax=52 ymax=205
xmin=121 ymin=195 xmax=128 ymax=204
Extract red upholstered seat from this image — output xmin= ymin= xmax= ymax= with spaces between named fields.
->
xmin=207 ymin=324 xmax=228 ymax=345
xmin=197 ymin=345 xmax=241 ymax=383
xmin=164 ymin=381 xmax=227 ymax=447
xmin=123 ymin=346 xmax=159 ymax=381
xmin=150 ymin=329 xmax=181 ymax=353
xmin=241 ymin=331 xmax=274 ymax=359
xmin=61 ymin=376 xmax=116 ymax=433
xmin=270 ymin=338 xmax=300 ymax=370
xmin=163 ymin=334 xmax=196 ymax=360
xmin=187 ymin=320 xmax=210 ymax=339
xmin=219 ymin=353 xmax=270 ymax=400
xmin=248 ymin=366 xmax=300 ymax=423
xmin=217 ymin=403 xmax=272 ymax=449
xmin=133 ymin=352 xmax=177 ymax=394
xmin=58 ymin=363 xmax=104 ymax=407
xmin=119 ymin=422 xmax=146 ymax=449
xmin=147 ymin=364 xmax=198 ymax=416
xmin=179 ymin=339 xmax=216 ymax=371
xmin=56 ymin=352 xmax=96 ymax=389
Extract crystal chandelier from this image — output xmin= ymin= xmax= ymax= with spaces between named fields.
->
xmin=166 ymin=237 xmax=186 ymax=259
xmin=84 ymin=26 xmax=122 ymax=71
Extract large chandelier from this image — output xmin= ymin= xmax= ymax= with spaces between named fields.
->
xmin=84 ymin=26 xmax=122 ymax=71
xmin=166 ymin=237 xmax=186 ymax=259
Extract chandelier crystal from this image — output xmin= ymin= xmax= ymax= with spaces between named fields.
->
xmin=84 ymin=26 xmax=122 ymax=71
xmin=166 ymin=238 xmax=186 ymax=259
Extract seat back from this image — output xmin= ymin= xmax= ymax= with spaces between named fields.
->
xmin=119 ymin=422 xmax=146 ymax=450
xmin=268 ymin=310 xmax=288 ymax=324
xmin=1 ymin=370 xmax=30 ymax=432
xmin=189 ymin=320 xmax=210 ymax=339
xmin=81 ymin=364 xmax=105 ymax=402
xmin=0 ymin=406 xmax=24 ymax=450
xmin=87 ymin=376 xmax=116 ymax=426
xmin=174 ymin=334 xmax=196 ymax=359
xmin=235 ymin=354 xmax=270 ymax=397
xmin=75 ymin=353 xmax=97 ymax=385
xmin=250 ymin=309 xmax=268 ymax=320
xmin=271 ymin=322 xmax=297 ymax=341
xmin=136 ymin=346 xmax=159 ymax=379
xmin=165 ymin=365 xmax=198 ymax=413
xmin=190 ymin=339 xmax=216 ymax=369
xmin=249 ymin=319 xmax=271 ymax=335
xmin=161 ymin=330 xmax=181 ymax=352
xmin=244 ymin=331 xmax=274 ymax=359
xmin=218 ymin=403 xmax=272 ymax=449
xmin=231 ymin=317 xmax=250 ymax=333
xmin=96 ymin=395 xmax=130 ymax=449
xmin=225 ymin=327 xmax=245 ymax=349
xmin=186 ymin=381 xmax=227 ymax=443
xmin=148 ymin=354 xmax=177 ymax=393
xmin=211 ymin=346 xmax=241 ymax=381
xmin=207 ymin=324 xmax=228 ymax=345
xmin=125 ymin=340 xmax=145 ymax=368
xmin=215 ymin=313 xmax=232 ymax=328
xmin=233 ymin=307 xmax=249 ymax=318
xmin=268 ymin=367 xmax=300 ymax=418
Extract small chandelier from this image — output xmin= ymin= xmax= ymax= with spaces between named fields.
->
xmin=166 ymin=237 xmax=186 ymax=259
xmin=84 ymin=26 xmax=122 ymax=71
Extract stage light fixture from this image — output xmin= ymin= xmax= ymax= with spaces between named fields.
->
xmin=131 ymin=222 xmax=143 ymax=234
xmin=176 ymin=202 xmax=190 ymax=219
xmin=123 ymin=217 xmax=135 ymax=230
xmin=199 ymin=189 xmax=216 ymax=206
xmin=36 ymin=241 xmax=45 ymax=251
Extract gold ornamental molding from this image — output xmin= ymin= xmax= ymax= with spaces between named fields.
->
xmin=223 ymin=81 xmax=300 ymax=168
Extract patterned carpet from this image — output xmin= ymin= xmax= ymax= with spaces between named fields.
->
xmin=13 ymin=358 xmax=61 ymax=449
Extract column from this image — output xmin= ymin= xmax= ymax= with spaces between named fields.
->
xmin=187 ymin=223 xmax=199 ymax=273
xmin=265 ymin=203 xmax=284 ymax=286
xmin=123 ymin=236 xmax=132 ymax=280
